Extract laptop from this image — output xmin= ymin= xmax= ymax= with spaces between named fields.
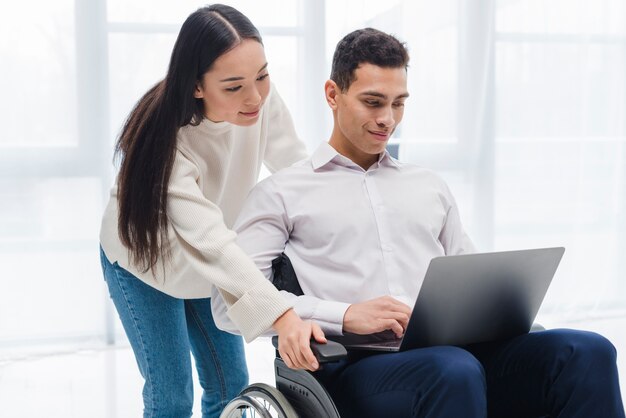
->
xmin=329 ymin=247 xmax=565 ymax=352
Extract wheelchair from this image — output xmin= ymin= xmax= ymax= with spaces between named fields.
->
xmin=219 ymin=254 xmax=547 ymax=417
xmin=220 ymin=336 xmax=347 ymax=418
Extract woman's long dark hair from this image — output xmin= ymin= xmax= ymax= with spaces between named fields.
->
xmin=115 ymin=4 xmax=262 ymax=273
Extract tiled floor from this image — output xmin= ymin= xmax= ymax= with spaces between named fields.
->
xmin=1 ymin=316 xmax=624 ymax=417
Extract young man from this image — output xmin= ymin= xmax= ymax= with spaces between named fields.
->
xmin=214 ymin=28 xmax=625 ymax=418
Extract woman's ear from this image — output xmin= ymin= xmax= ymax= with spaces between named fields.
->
xmin=324 ymin=80 xmax=339 ymax=110
xmin=194 ymin=83 xmax=204 ymax=99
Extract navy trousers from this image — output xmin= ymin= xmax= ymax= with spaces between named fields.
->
xmin=314 ymin=329 xmax=625 ymax=418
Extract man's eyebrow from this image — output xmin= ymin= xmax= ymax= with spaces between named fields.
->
xmin=358 ymin=91 xmax=410 ymax=100
xmin=359 ymin=91 xmax=387 ymax=99
xmin=219 ymin=63 xmax=268 ymax=82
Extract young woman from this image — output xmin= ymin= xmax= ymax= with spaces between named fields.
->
xmin=99 ymin=5 xmax=325 ymax=417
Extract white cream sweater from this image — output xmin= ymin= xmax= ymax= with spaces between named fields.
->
xmin=99 ymin=84 xmax=308 ymax=341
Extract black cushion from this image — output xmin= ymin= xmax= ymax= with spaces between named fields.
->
xmin=271 ymin=253 xmax=304 ymax=296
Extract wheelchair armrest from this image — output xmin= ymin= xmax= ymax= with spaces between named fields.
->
xmin=271 ymin=336 xmax=347 ymax=363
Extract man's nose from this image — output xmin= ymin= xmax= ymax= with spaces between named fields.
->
xmin=376 ymin=106 xmax=395 ymax=128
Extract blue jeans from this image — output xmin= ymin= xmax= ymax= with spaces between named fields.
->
xmin=316 ymin=329 xmax=625 ymax=418
xmin=100 ymin=247 xmax=248 ymax=418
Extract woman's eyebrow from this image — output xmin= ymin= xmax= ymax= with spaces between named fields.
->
xmin=219 ymin=63 xmax=268 ymax=82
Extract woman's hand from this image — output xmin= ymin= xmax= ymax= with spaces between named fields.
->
xmin=272 ymin=308 xmax=326 ymax=371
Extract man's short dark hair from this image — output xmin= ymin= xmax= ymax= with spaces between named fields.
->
xmin=330 ymin=28 xmax=409 ymax=92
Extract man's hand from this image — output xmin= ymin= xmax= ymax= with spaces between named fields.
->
xmin=343 ymin=296 xmax=412 ymax=338
xmin=272 ymin=308 xmax=326 ymax=371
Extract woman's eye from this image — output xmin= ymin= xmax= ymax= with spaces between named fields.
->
xmin=257 ymin=73 xmax=270 ymax=81
xmin=225 ymin=86 xmax=242 ymax=92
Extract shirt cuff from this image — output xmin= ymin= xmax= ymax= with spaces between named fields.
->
xmin=311 ymin=300 xmax=350 ymax=336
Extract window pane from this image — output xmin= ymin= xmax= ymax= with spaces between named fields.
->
xmin=496 ymin=42 xmax=626 ymax=138
xmin=107 ymin=0 xmax=300 ymax=27
xmin=108 ymin=33 xmax=177 ymax=144
xmin=496 ymin=0 xmax=626 ymax=34
xmin=0 ymin=177 xmax=104 ymax=342
xmin=0 ymin=249 xmax=105 ymax=342
xmin=0 ymin=1 xmax=77 ymax=147
xmin=0 ymin=178 xmax=102 ymax=242
xmin=263 ymin=36 xmax=298 ymax=129
xmin=402 ymin=22 xmax=457 ymax=141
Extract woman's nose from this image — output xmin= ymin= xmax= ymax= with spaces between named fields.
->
xmin=245 ymin=86 xmax=262 ymax=106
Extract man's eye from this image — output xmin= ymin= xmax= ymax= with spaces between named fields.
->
xmin=393 ymin=102 xmax=405 ymax=108
xmin=365 ymin=100 xmax=380 ymax=106
xmin=225 ymin=86 xmax=242 ymax=92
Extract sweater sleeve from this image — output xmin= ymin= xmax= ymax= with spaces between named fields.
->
xmin=167 ymin=149 xmax=292 ymax=342
xmin=262 ymin=84 xmax=308 ymax=173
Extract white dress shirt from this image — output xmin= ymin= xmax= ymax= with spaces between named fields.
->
xmin=212 ymin=142 xmax=475 ymax=336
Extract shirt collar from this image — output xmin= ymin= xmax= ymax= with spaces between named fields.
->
xmin=378 ymin=148 xmax=402 ymax=169
xmin=311 ymin=142 xmax=401 ymax=171
xmin=311 ymin=142 xmax=343 ymax=170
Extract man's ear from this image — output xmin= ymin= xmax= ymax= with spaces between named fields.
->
xmin=193 ymin=82 xmax=204 ymax=99
xmin=325 ymin=80 xmax=339 ymax=110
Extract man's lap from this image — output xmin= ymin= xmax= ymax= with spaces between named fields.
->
xmin=314 ymin=329 xmax=622 ymax=418
xmin=315 ymin=345 xmax=487 ymax=417
xmin=466 ymin=328 xmax=621 ymax=417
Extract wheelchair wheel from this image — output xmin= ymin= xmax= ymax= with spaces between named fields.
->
xmin=220 ymin=382 xmax=299 ymax=418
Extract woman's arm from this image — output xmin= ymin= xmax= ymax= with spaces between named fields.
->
xmin=167 ymin=150 xmax=287 ymax=339
xmin=167 ymin=150 xmax=323 ymax=369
